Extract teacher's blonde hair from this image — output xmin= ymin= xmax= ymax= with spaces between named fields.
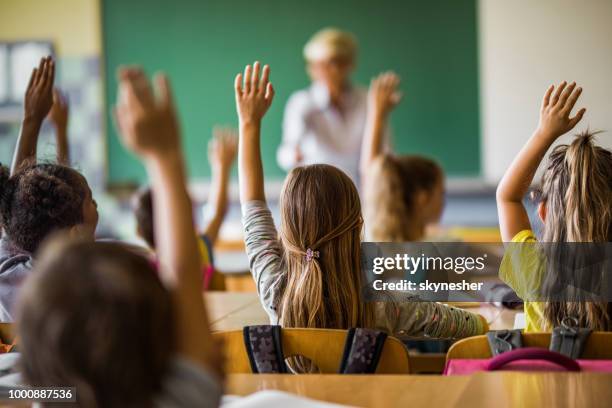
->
xmin=303 ymin=28 xmax=357 ymax=62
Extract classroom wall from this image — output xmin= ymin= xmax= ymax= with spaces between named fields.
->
xmin=0 ymin=0 xmax=135 ymax=239
xmin=0 ymin=0 xmax=101 ymax=56
xmin=479 ymin=0 xmax=612 ymax=182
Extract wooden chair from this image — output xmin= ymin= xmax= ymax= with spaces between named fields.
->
xmin=0 ymin=323 xmax=15 ymax=344
xmin=215 ymin=327 xmax=411 ymax=374
xmin=446 ymin=332 xmax=612 ymax=362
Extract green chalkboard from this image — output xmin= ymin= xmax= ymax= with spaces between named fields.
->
xmin=102 ymin=0 xmax=480 ymax=184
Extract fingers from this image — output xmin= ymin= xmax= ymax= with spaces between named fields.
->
xmin=563 ymin=86 xmax=582 ymax=114
xmin=33 ymin=57 xmax=45 ymax=86
xmin=234 ymin=73 xmax=243 ymax=96
xmin=251 ymin=61 xmax=260 ymax=93
xmin=259 ymin=65 xmax=270 ymax=94
xmin=117 ymin=66 xmax=153 ymax=110
xmin=265 ymin=82 xmax=275 ymax=104
xmin=243 ymin=65 xmax=252 ymax=94
xmin=550 ymin=81 xmax=566 ymax=106
xmin=541 ymin=84 xmax=554 ymax=109
xmin=568 ymin=108 xmax=586 ymax=129
xmin=154 ymin=73 xmax=175 ymax=109
xmin=557 ymin=81 xmax=576 ymax=108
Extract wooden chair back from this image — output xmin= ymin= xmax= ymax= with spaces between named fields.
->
xmin=215 ymin=327 xmax=411 ymax=374
xmin=447 ymin=332 xmax=612 ymax=361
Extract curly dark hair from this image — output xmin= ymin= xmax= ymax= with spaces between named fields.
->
xmin=0 ymin=162 xmax=88 ymax=253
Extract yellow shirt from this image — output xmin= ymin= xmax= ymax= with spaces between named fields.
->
xmin=499 ymin=230 xmax=547 ymax=332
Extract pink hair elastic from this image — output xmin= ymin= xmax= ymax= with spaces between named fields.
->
xmin=305 ymin=248 xmax=320 ymax=262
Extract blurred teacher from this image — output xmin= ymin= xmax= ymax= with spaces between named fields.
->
xmin=277 ymin=28 xmax=386 ymax=183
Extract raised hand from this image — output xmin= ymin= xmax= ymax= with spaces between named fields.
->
xmin=48 ymin=89 xmax=71 ymax=164
xmin=24 ymin=56 xmax=55 ymax=122
xmin=537 ymin=81 xmax=585 ymax=140
xmin=368 ymin=71 xmax=402 ymax=117
xmin=209 ymin=126 xmax=238 ymax=172
xmin=114 ymin=67 xmax=180 ymax=159
xmin=234 ymin=62 xmax=275 ymax=125
xmin=48 ymin=88 xmax=69 ymax=131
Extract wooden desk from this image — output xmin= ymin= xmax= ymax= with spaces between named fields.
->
xmin=225 ymin=372 xmax=612 ymax=408
xmin=226 ymin=373 xmax=471 ymax=407
xmin=206 ymin=292 xmax=520 ymax=332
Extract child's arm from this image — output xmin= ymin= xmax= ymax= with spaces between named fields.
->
xmin=11 ymin=57 xmax=55 ymax=174
xmin=496 ymin=81 xmax=585 ymax=242
xmin=48 ymin=89 xmax=70 ymax=165
xmin=360 ymin=72 xmax=401 ymax=178
xmin=202 ymin=127 xmax=237 ymax=244
xmin=114 ymin=67 xmax=221 ymax=377
xmin=235 ymin=62 xmax=274 ymax=204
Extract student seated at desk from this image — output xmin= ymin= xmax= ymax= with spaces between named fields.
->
xmin=0 ymin=57 xmax=99 ymax=322
xmin=15 ymin=68 xmax=222 ymax=406
xmin=235 ymin=62 xmax=488 ymax=342
xmin=133 ymin=127 xmax=237 ymax=290
xmin=360 ymin=72 xmax=444 ymax=242
xmin=497 ymin=81 xmax=612 ymax=331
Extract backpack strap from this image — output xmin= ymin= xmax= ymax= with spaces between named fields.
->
xmin=243 ymin=325 xmax=288 ymax=373
xmin=549 ymin=317 xmax=592 ymax=359
xmin=487 ymin=329 xmax=523 ymax=356
xmin=338 ymin=328 xmax=388 ymax=374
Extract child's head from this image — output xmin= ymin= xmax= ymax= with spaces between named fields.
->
xmin=0 ymin=163 xmax=98 ymax=253
xmin=278 ymin=164 xmax=371 ymax=328
xmin=17 ymin=240 xmax=174 ymax=406
xmin=365 ymin=154 xmax=444 ymax=241
xmin=539 ymin=132 xmax=612 ymax=242
xmin=304 ymin=28 xmax=357 ymax=94
xmin=134 ymin=187 xmax=155 ymax=249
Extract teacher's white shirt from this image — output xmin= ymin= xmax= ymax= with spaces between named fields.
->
xmin=277 ymin=82 xmax=388 ymax=183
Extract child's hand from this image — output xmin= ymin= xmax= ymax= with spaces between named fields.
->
xmin=537 ymin=81 xmax=586 ymax=139
xmin=114 ymin=67 xmax=180 ymax=159
xmin=209 ymin=126 xmax=238 ymax=171
xmin=48 ymin=89 xmax=69 ymax=130
xmin=24 ymin=56 xmax=55 ymax=123
xmin=368 ymin=71 xmax=402 ymax=117
xmin=234 ymin=62 xmax=275 ymax=125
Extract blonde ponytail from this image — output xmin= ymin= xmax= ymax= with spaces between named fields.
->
xmin=277 ymin=164 xmax=373 ymax=331
xmin=540 ymin=132 xmax=612 ymax=330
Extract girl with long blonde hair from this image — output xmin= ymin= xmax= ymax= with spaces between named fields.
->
xmin=235 ymin=62 xmax=487 ymax=339
xmin=497 ymin=81 xmax=612 ymax=331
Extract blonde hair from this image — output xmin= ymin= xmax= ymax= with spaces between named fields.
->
xmin=364 ymin=154 xmax=443 ymax=241
xmin=277 ymin=164 xmax=373 ymax=330
xmin=539 ymin=132 xmax=612 ymax=330
xmin=303 ymin=28 xmax=357 ymax=62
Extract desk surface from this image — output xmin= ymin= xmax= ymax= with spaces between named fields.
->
xmin=226 ymin=372 xmax=612 ymax=408
xmin=205 ymin=292 xmax=520 ymax=332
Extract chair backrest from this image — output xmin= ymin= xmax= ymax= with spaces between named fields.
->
xmin=446 ymin=332 xmax=612 ymax=361
xmin=0 ymin=323 xmax=14 ymax=344
xmin=215 ymin=327 xmax=410 ymax=374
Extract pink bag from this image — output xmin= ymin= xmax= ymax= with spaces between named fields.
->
xmin=444 ymin=348 xmax=612 ymax=375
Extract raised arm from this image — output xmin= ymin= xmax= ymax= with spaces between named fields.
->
xmin=360 ymin=71 xmax=401 ymax=179
xmin=203 ymin=126 xmax=237 ymax=243
xmin=114 ymin=67 xmax=220 ymax=376
xmin=48 ymin=89 xmax=70 ymax=165
xmin=11 ymin=56 xmax=55 ymax=174
xmin=496 ymin=81 xmax=585 ymax=242
xmin=235 ymin=62 xmax=275 ymax=203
